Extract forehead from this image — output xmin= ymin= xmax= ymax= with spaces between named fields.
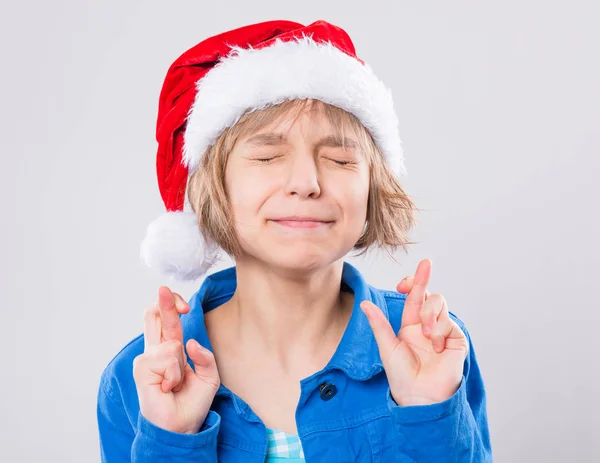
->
xmin=235 ymin=99 xmax=366 ymax=146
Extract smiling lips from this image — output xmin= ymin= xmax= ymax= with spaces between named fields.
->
xmin=269 ymin=216 xmax=334 ymax=229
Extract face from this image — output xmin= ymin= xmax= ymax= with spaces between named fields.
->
xmin=224 ymin=103 xmax=370 ymax=272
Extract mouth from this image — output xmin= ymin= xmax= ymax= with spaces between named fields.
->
xmin=268 ymin=217 xmax=334 ymax=229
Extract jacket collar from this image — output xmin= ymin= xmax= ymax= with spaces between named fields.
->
xmin=182 ymin=261 xmax=387 ymax=386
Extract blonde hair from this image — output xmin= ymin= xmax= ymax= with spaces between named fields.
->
xmin=187 ymin=98 xmax=419 ymax=260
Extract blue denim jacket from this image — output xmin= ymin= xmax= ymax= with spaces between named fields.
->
xmin=97 ymin=262 xmax=493 ymax=462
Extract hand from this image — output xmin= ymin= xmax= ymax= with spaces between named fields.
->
xmin=133 ymin=286 xmax=220 ymax=434
xmin=360 ymin=259 xmax=469 ymax=406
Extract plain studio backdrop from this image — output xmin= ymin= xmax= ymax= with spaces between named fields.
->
xmin=1 ymin=1 xmax=598 ymax=461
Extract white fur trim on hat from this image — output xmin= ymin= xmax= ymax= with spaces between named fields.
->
xmin=140 ymin=211 xmax=220 ymax=281
xmin=183 ymin=35 xmax=406 ymax=177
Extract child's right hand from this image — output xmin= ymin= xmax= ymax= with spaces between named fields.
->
xmin=133 ymin=286 xmax=220 ymax=434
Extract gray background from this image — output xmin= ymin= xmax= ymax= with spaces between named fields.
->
xmin=1 ymin=0 xmax=598 ymax=461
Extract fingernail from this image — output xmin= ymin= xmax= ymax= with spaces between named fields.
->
xmin=423 ymin=325 xmax=431 ymax=335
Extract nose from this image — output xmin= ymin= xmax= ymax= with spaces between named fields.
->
xmin=283 ymin=152 xmax=321 ymax=199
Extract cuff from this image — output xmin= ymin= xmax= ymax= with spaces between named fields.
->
xmin=137 ymin=410 xmax=221 ymax=449
xmin=387 ymin=375 xmax=467 ymax=424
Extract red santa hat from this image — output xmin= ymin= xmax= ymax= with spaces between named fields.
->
xmin=140 ymin=19 xmax=407 ymax=281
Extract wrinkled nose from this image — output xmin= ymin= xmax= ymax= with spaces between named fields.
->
xmin=283 ymin=154 xmax=321 ymax=199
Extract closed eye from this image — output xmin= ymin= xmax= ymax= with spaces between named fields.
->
xmin=253 ymin=156 xmax=282 ymax=163
xmin=251 ymin=156 xmax=357 ymax=166
xmin=329 ymin=159 xmax=358 ymax=166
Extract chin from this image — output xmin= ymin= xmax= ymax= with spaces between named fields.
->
xmin=271 ymin=242 xmax=350 ymax=271
xmin=237 ymin=230 xmax=360 ymax=272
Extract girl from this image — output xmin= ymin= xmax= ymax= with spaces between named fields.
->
xmin=97 ymin=19 xmax=492 ymax=462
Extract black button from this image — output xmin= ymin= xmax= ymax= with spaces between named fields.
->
xmin=318 ymin=382 xmax=337 ymax=401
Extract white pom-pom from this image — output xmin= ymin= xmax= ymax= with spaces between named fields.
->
xmin=140 ymin=211 xmax=220 ymax=281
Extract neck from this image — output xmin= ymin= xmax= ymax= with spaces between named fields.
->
xmin=226 ymin=257 xmax=352 ymax=370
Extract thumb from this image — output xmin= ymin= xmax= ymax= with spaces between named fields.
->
xmin=186 ymin=339 xmax=220 ymax=388
xmin=359 ymin=301 xmax=399 ymax=362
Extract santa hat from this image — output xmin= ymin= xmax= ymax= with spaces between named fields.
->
xmin=140 ymin=19 xmax=407 ymax=281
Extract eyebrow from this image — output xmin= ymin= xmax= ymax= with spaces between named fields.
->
xmin=245 ymin=133 xmax=286 ymax=146
xmin=244 ymin=132 xmax=359 ymax=151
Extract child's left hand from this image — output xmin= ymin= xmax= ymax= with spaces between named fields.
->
xmin=360 ymin=259 xmax=469 ymax=406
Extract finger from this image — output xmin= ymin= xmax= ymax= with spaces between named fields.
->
xmin=397 ymin=276 xmax=431 ymax=299
xmin=132 ymin=345 xmax=184 ymax=392
xmin=157 ymin=288 xmax=188 ymax=387
xmin=163 ymin=338 xmax=186 ymax=391
xmin=429 ymin=298 xmax=451 ymax=352
xmin=401 ymin=259 xmax=432 ymax=327
xmin=158 ymin=286 xmax=184 ymax=344
xmin=186 ymin=339 xmax=220 ymax=392
xmin=396 ymin=276 xmax=414 ymax=293
xmin=359 ymin=300 xmax=400 ymax=361
xmin=150 ymin=339 xmax=186 ymax=389
xmin=172 ymin=292 xmax=191 ymax=315
xmin=143 ymin=304 xmax=161 ymax=350
xmin=419 ymin=293 xmax=445 ymax=338
xmin=161 ymin=357 xmax=183 ymax=393
xmin=170 ymin=291 xmax=190 ymax=386
xmin=430 ymin=303 xmax=465 ymax=353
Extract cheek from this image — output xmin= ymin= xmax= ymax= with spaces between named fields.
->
xmin=225 ymin=166 xmax=273 ymax=221
xmin=342 ymin=172 xmax=370 ymax=219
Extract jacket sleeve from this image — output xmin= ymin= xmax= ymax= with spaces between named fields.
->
xmin=386 ymin=320 xmax=493 ymax=462
xmin=97 ymin=379 xmax=220 ymax=462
